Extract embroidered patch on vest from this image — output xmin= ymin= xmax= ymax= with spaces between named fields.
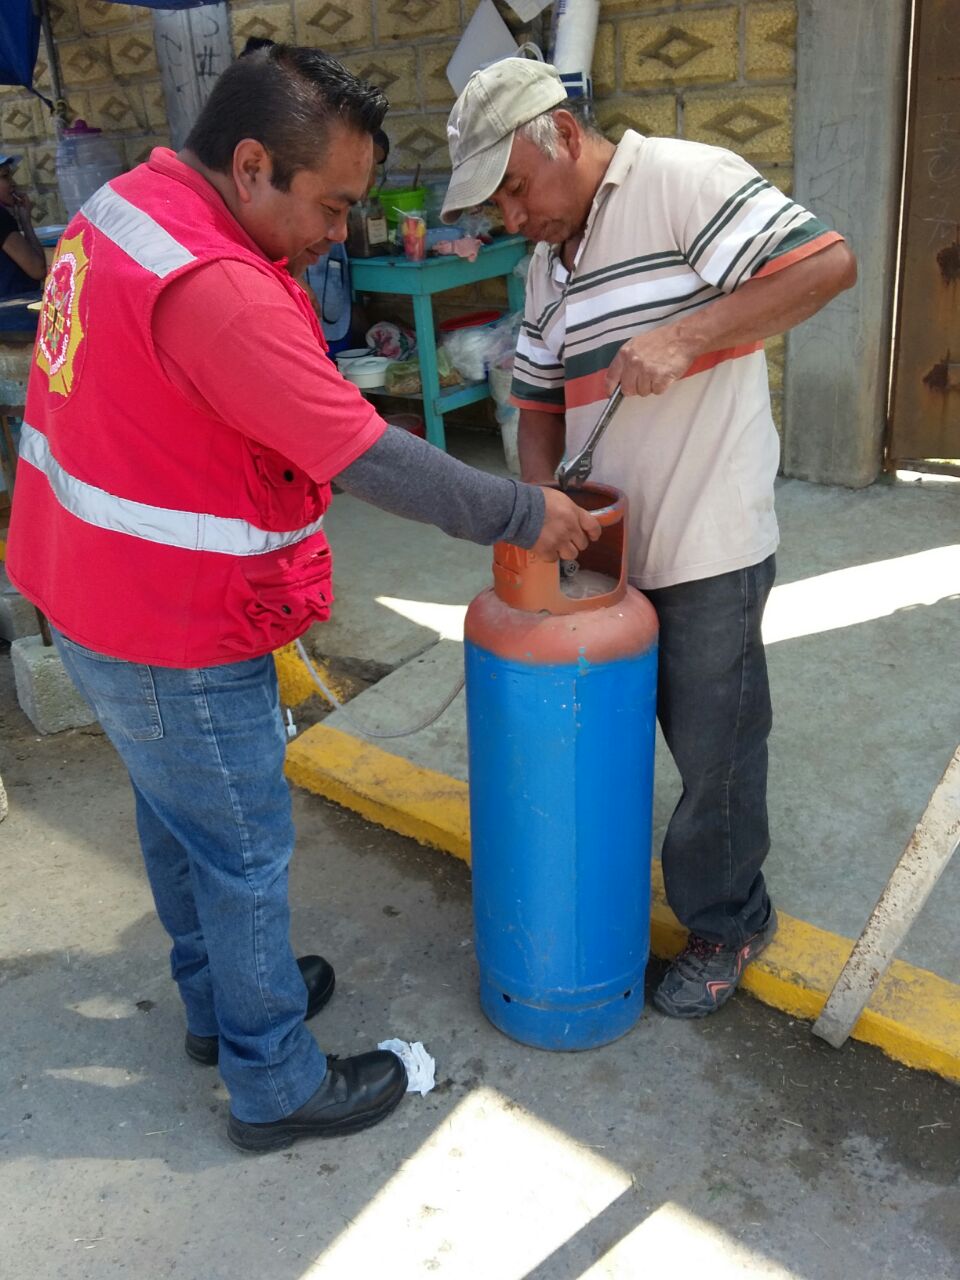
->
xmin=36 ymin=230 xmax=89 ymax=398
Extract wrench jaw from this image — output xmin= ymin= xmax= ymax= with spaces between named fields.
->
xmin=557 ymin=454 xmax=589 ymax=491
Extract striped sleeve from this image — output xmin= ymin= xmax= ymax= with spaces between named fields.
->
xmin=683 ymin=152 xmax=842 ymax=293
xmin=510 ymin=288 xmax=566 ymax=415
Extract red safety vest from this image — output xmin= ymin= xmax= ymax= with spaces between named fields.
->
xmin=7 ymin=156 xmax=335 ymax=667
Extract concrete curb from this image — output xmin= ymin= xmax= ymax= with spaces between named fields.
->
xmin=287 ymin=722 xmax=960 ymax=1085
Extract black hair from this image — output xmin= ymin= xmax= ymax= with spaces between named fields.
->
xmin=185 ymin=44 xmax=388 ymax=191
xmin=240 ymin=36 xmax=276 ymax=57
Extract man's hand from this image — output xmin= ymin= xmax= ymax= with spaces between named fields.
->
xmin=606 ymin=323 xmax=696 ymax=397
xmin=532 ymin=487 xmax=602 ymax=561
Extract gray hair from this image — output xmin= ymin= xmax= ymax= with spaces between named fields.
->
xmin=514 ymin=101 xmax=599 ymax=158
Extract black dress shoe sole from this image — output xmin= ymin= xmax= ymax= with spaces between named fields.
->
xmin=226 ymin=1073 xmax=407 ymax=1154
xmin=185 ymin=959 xmax=336 ymax=1067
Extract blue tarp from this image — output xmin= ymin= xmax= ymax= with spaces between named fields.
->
xmin=0 ymin=0 xmax=40 ymax=89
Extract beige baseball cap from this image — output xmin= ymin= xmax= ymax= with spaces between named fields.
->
xmin=441 ymin=59 xmax=567 ymax=224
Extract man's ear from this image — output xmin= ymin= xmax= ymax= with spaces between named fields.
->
xmin=553 ymin=110 xmax=583 ymax=161
xmin=232 ymin=138 xmax=272 ymax=206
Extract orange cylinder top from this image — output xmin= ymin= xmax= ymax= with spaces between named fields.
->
xmin=465 ymin=483 xmax=659 ymax=665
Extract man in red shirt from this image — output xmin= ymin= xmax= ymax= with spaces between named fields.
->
xmin=7 ymin=46 xmax=598 ymax=1153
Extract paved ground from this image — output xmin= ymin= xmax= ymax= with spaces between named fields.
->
xmin=2 ymin=650 xmax=959 ymax=1280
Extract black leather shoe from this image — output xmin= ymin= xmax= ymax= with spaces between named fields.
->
xmin=227 ymin=1050 xmax=407 ymax=1153
xmin=184 ymin=955 xmax=335 ymax=1067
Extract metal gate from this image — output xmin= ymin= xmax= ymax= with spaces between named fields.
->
xmin=887 ymin=0 xmax=960 ymax=474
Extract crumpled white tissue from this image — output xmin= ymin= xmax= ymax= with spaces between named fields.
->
xmin=378 ymin=1038 xmax=436 ymax=1096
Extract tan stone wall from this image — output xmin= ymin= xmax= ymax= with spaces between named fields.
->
xmin=592 ymin=0 xmax=797 ymax=433
xmin=0 ymin=2 xmax=168 ymax=226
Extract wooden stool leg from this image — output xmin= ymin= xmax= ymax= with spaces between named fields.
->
xmin=36 ymin=608 xmax=53 ymax=647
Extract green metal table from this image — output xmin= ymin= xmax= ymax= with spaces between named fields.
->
xmin=349 ymin=235 xmax=527 ymax=449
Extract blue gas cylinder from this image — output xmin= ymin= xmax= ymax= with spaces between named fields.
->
xmin=464 ymin=484 xmax=658 ymax=1050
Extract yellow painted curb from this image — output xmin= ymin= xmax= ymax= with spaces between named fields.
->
xmin=286 ymin=722 xmax=960 ymax=1084
xmin=273 ymin=642 xmax=355 ymax=710
xmin=286 ymin=724 xmax=470 ymax=860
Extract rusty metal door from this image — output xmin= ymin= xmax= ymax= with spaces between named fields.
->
xmin=888 ymin=0 xmax=960 ymax=473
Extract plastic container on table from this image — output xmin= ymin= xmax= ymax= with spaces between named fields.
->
xmin=372 ymin=186 xmax=429 ymax=227
xmin=56 ymin=120 xmax=124 ymax=220
xmin=340 ymin=355 xmax=390 ymax=389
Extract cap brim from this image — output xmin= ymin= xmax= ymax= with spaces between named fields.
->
xmin=440 ymin=133 xmax=513 ymax=224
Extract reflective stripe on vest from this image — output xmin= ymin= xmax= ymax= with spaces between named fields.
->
xmin=82 ymin=184 xmax=196 ymax=278
xmin=19 ymin=424 xmax=324 ymax=557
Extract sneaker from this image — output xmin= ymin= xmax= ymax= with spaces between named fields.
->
xmin=653 ymin=909 xmax=778 ymax=1019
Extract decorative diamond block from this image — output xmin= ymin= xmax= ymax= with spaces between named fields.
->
xmin=231 ymin=5 xmax=294 ymax=56
xmin=378 ymin=0 xmax=459 ymax=42
xmin=593 ymin=22 xmax=616 ymax=98
xmin=597 ymin=95 xmax=678 ymax=142
xmin=757 ymin=164 xmax=793 ymax=196
xmin=0 ymin=98 xmax=45 ymax=142
xmin=32 ymin=53 xmax=54 ymax=95
xmin=59 ymin=36 xmax=113 ymax=88
xmin=623 ymin=10 xmax=739 ymax=90
xmin=29 ymin=145 xmax=58 ymax=183
xmin=78 ymin=0 xmax=151 ymax=34
xmin=294 ymin=0 xmax=372 ymax=48
xmin=48 ymin=0 xmax=82 ymax=41
xmin=418 ymin=42 xmax=458 ymax=107
xmin=341 ymin=51 xmax=417 ymax=109
xmin=123 ymin=134 xmax=168 ymax=170
xmin=88 ymin=88 xmax=143 ymax=131
xmin=746 ymin=4 xmax=797 ymax=81
xmin=390 ymin=116 xmax=450 ymax=172
xmin=684 ymin=91 xmax=793 ymax=163
xmin=143 ymin=82 xmax=169 ymax=130
xmin=108 ymin=31 xmax=159 ymax=78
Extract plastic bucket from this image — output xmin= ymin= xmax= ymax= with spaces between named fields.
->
xmin=373 ymin=186 xmax=428 ymax=226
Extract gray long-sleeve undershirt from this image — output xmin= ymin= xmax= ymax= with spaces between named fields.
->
xmin=335 ymin=425 xmax=546 ymax=548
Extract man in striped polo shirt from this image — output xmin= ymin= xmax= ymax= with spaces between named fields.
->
xmin=442 ymin=60 xmax=856 ymax=1019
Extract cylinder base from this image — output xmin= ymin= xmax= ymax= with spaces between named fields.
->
xmin=478 ymin=970 xmax=647 ymax=1051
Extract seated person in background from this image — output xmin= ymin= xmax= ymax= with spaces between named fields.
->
xmin=0 ymin=154 xmax=46 ymax=329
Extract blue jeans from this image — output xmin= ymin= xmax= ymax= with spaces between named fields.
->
xmin=644 ymin=555 xmax=776 ymax=948
xmin=52 ymin=631 xmax=326 ymax=1123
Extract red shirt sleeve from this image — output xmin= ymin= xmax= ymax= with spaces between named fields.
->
xmin=151 ymin=258 xmax=386 ymax=482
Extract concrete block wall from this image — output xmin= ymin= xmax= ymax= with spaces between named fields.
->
xmin=589 ymin=1 xmax=798 ymax=435
xmin=0 ymin=1 xmax=170 ymax=227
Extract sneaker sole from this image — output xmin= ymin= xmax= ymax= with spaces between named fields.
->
xmin=227 ymin=1077 xmax=407 ymax=1154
